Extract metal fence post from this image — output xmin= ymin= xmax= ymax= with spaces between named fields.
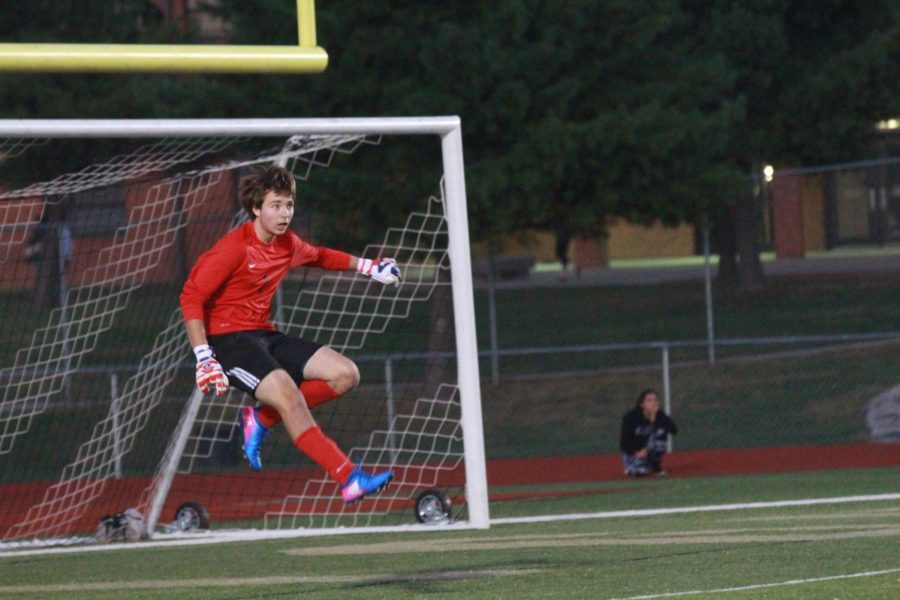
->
xmin=110 ymin=372 xmax=122 ymax=479
xmin=703 ymin=214 xmax=716 ymax=366
xmin=661 ymin=343 xmax=673 ymax=453
xmin=384 ymin=357 xmax=398 ymax=464
xmin=487 ymin=254 xmax=500 ymax=385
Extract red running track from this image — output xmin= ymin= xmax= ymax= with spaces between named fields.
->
xmin=1 ymin=443 xmax=897 ymax=535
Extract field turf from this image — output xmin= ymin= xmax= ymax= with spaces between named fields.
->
xmin=1 ymin=467 xmax=897 ymax=599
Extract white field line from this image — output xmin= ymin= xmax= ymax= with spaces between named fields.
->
xmin=607 ymin=567 xmax=900 ymax=600
xmin=0 ymin=568 xmax=544 ymax=595
xmin=490 ymin=492 xmax=900 ymax=525
xmin=0 ymin=521 xmax=477 ymax=557
xmin=1 ymin=492 xmax=898 ymax=559
xmin=279 ymin=526 xmax=900 ymax=557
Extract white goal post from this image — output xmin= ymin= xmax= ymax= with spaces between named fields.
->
xmin=0 ymin=117 xmax=488 ymax=549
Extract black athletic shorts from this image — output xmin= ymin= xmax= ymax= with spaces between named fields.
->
xmin=207 ymin=330 xmax=322 ymax=398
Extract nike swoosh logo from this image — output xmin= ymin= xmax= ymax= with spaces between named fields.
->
xmin=248 ymin=263 xmax=257 ymax=270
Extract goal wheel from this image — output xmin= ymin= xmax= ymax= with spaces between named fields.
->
xmin=413 ymin=489 xmax=451 ymax=524
xmin=173 ymin=501 xmax=210 ymax=531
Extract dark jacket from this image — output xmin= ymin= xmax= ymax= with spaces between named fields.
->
xmin=619 ymin=407 xmax=678 ymax=455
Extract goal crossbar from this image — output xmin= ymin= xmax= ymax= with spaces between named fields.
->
xmin=0 ymin=117 xmax=463 ymax=138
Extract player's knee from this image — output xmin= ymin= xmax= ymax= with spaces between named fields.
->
xmin=333 ymin=361 xmax=360 ymax=395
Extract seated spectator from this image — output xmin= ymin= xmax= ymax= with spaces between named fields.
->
xmin=619 ymin=388 xmax=678 ymax=477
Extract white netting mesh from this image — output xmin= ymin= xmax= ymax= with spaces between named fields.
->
xmin=0 ymin=150 xmax=231 ymax=458
xmin=265 ymin=384 xmax=462 ymax=529
xmin=0 ymin=139 xmax=239 ymax=200
xmin=5 ymin=313 xmax=187 ymax=540
xmin=285 ymin=191 xmax=449 ymax=351
xmin=0 ymin=138 xmax=46 ymax=159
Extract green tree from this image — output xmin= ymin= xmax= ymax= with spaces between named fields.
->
xmin=4 ymin=0 xmax=900 ymax=287
xmin=683 ymin=0 xmax=900 ymax=289
xmin=0 ymin=1 xmax=217 ymax=186
xmin=215 ymin=0 xmax=740 ymax=249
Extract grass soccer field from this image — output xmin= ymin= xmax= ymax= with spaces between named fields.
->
xmin=1 ymin=467 xmax=898 ymax=599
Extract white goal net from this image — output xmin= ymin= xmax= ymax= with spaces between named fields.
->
xmin=0 ymin=118 xmax=487 ymax=549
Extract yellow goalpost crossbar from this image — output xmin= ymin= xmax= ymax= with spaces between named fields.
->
xmin=0 ymin=0 xmax=327 ymax=74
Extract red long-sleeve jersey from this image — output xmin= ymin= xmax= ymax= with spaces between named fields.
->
xmin=180 ymin=222 xmax=352 ymax=335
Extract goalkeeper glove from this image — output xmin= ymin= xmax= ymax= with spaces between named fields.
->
xmin=357 ymin=257 xmax=401 ymax=286
xmin=193 ymin=344 xmax=229 ymax=396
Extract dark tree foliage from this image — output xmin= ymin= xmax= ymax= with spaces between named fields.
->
xmin=213 ymin=0 xmax=739 ymax=246
xmin=0 ymin=1 xmax=208 ymax=186
xmin=3 ymin=0 xmax=900 ymax=287
xmin=682 ymin=0 xmax=900 ymax=288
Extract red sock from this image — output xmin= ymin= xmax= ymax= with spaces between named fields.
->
xmin=254 ymin=381 xmax=338 ymax=428
xmin=301 ymin=380 xmax=339 ymax=409
xmin=293 ymin=425 xmax=354 ymax=485
xmin=255 ymin=404 xmax=281 ymax=429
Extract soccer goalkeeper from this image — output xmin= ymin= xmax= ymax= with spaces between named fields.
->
xmin=179 ymin=166 xmax=400 ymax=503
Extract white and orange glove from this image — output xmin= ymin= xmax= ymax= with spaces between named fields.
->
xmin=357 ymin=257 xmax=401 ymax=286
xmin=193 ymin=344 xmax=229 ymax=396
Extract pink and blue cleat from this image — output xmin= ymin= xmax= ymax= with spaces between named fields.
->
xmin=341 ymin=466 xmax=394 ymax=504
xmin=240 ymin=405 xmax=270 ymax=471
